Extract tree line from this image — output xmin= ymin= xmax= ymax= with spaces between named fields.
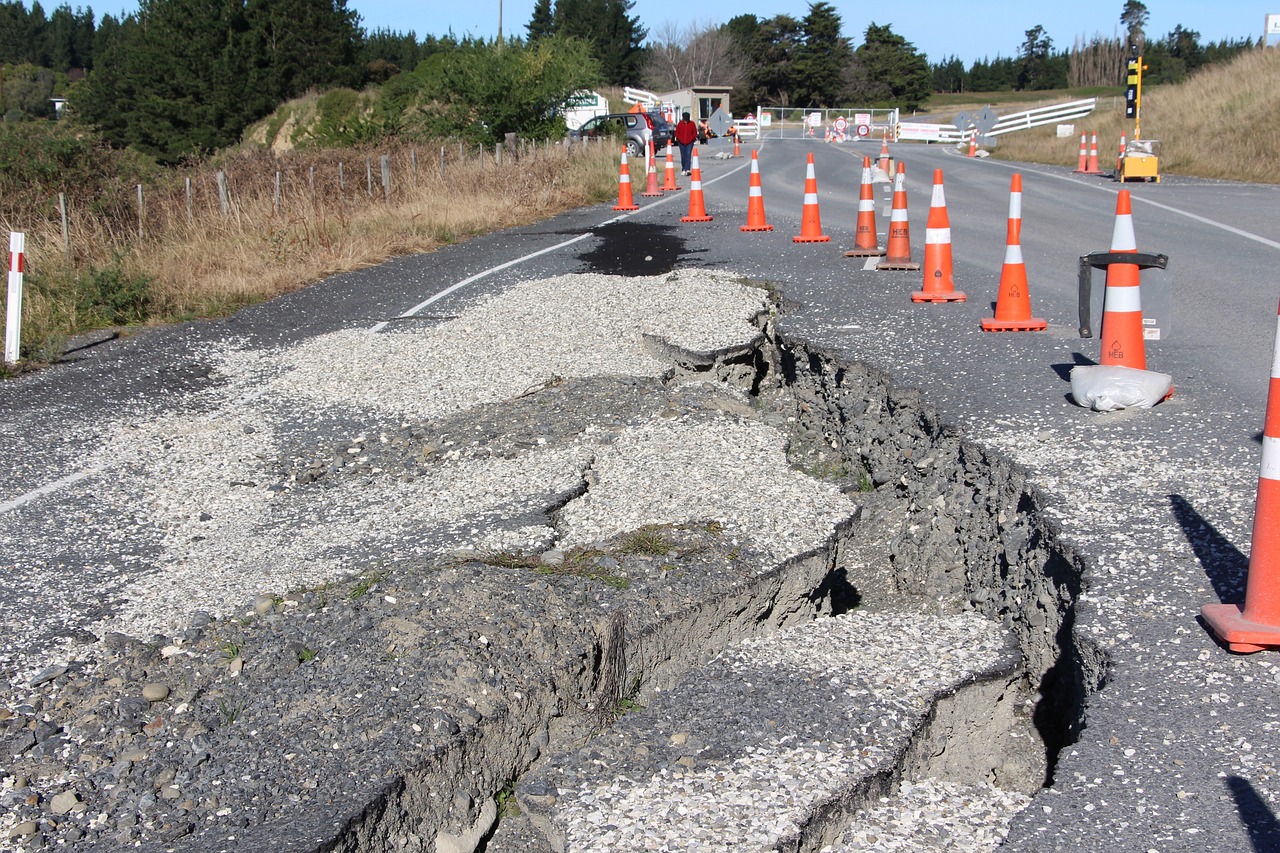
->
xmin=0 ymin=0 xmax=1260 ymax=166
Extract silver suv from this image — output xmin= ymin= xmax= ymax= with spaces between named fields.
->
xmin=571 ymin=112 xmax=671 ymax=156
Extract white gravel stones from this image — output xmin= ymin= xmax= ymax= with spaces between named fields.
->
xmin=254 ymin=270 xmax=769 ymax=421
xmin=547 ymin=611 xmax=1013 ymax=852
xmin=24 ymin=271 xmax=844 ymax=669
xmin=824 ymin=779 xmax=1032 ymax=852
xmin=558 ymin=417 xmax=855 ymax=562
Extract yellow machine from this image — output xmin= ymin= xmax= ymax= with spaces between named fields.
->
xmin=1118 ymin=138 xmax=1161 ymax=183
xmin=1117 ymin=54 xmax=1160 ymax=183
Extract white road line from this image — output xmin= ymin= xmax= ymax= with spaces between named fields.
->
xmin=0 ymin=468 xmax=100 ymax=516
xmin=981 ymin=157 xmax=1280 ymax=252
xmin=369 ymin=150 xmax=757 ymax=331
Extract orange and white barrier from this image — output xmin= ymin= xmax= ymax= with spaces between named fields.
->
xmin=793 ymin=152 xmax=830 ymax=243
xmin=680 ymin=147 xmax=713 ymax=222
xmin=844 ymin=156 xmax=883 ymax=257
xmin=1072 ymin=131 xmax=1089 ymax=173
xmin=4 ymin=232 xmax=24 ymax=365
xmin=640 ymin=140 xmax=663 ymax=197
xmin=661 ymin=149 xmax=681 ymax=191
xmin=876 ymin=163 xmax=918 ymax=270
xmin=982 ymin=174 xmax=1045 ymax=331
xmin=1099 ymin=191 xmax=1145 ymax=369
xmin=912 ymin=169 xmax=965 ymax=302
xmin=740 ymin=150 xmax=773 ymax=232
xmin=1202 ymin=296 xmax=1280 ymax=651
xmin=1085 ymin=131 xmax=1102 ymax=174
xmin=612 ymin=147 xmax=639 ymax=211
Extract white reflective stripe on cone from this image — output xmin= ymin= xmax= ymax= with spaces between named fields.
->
xmin=1103 ymin=284 xmax=1142 ymax=313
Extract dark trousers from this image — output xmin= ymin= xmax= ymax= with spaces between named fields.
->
xmin=678 ymin=142 xmax=694 ymax=172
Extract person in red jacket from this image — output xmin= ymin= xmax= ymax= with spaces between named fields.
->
xmin=674 ymin=112 xmax=698 ymax=175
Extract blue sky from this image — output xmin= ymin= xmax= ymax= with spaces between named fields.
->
xmin=352 ymin=0 xmax=1266 ymax=65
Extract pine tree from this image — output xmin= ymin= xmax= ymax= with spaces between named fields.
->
xmin=526 ymin=0 xmax=553 ymax=41
xmin=848 ymin=24 xmax=929 ymax=109
xmin=791 ymin=2 xmax=848 ymax=107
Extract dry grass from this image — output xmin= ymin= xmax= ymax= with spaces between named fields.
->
xmin=993 ymin=47 xmax=1280 ymax=183
xmin=3 ymin=139 xmax=619 ymax=364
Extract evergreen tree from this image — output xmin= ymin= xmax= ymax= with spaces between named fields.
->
xmin=1016 ymin=25 xmax=1062 ymax=90
xmin=243 ymin=0 xmax=361 ymax=102
xmin=931 ymin=54 xmax=967 ymax=93
xmin=791 ymin=1 xmax=848 ymax=106
xmin=551 ymin=0 xmax=644 ymax=85
xmin=847 ymin=23 xmax=929 ymax=108
xmin=1120 ymin=0 xmax=1148 ymax=55
xmin=727 ymin=14 xmax=800 ymax=106
xmin=526 ymin=0 xmax=552 ymax=41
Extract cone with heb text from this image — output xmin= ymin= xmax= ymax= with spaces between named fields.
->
xmin=740 ymin=150 xmax=773 ymax=232
xmin=793 ymin=152 xmax=830 ymax=243
xmin=1084 ymin=131 xmax=1102 ymax=174
xmin=1201 ymin=294 xmax=1280 ymax=652
xmin=1098 ymin=190 xmax=1145 ymax=368
xmin=612 ymin=147 xmax=639 ymax=211
xmin=640 ymin=141 xmax=663 ymax=197
xmin=661 ymin=148 xmax=681 ymax=191
xmin=844 ymin=156 xmax=883 ymax=256
xmin=680 ymin=147 xmax=713 ymax=222
xmin=876 ymin=162 xmax=919 ymax=271
xmin=1072 ymin=131 xmax=1088 ymax=172
xmin=912 ymin=168 xmax=965 ymax=302
xmin=982 ymin=174 xmax=1046 ymax=331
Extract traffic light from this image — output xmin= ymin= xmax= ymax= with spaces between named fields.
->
xmin=1125 ymin=58 xmax=1140 ymax=118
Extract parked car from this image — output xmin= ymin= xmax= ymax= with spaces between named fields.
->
xmin=570 ymin=112 xmax=671 ymax=156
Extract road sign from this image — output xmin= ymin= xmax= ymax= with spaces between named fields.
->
xmin=974 ymin=108 xmax=999 ymax=133
xmin=833 ymin=117 xmax=848 ymax=133
xmin=708 ymin=108 xmax=733 ymax=137
xmin=856 ymin=124 xmax=870 ymax=138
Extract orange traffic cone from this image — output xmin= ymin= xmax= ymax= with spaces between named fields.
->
xmin=661 ymin=148 xmax=681 ymax=191
xmin=878 ymin=133 xmax=891 ymax=174
xmin=680 ymin=147 xmax=713 ymax=222
xmin=793 ymin=152 xmax=830 ymax=243
xmin=640 ymin=141 xmax=663 ymax=197
xmin=1098 ymin=190 xmax=1145 ymax=368
xmin=740 ymin=150 xmax=773 ymax=232
xmin=1114 ymin=131 xmax=1127 ymax=176
xmin=1072 ymin=131 xmax=1089 ymax=173
xmin=612 ymin=147 xmax=639 ymax=211
xmin=876 ymin=162 xmax=919 ymax=271
xmin=844 ymin=156 xmax=883 ymax=257
xmin=1084 ymin=131 xmax=1102 ymax=174
xmin=733 ymin=135 xmax=741 ymax=157
xmin=967 ymin=129 xmax=977 ymax=158
xmin=982 ymin=174 xmax=1046 ymax=331
xmin=912 ymin=168 xmax=965 ymax=303
xmin=1202 ymin=296 xmax=1280 ymax=652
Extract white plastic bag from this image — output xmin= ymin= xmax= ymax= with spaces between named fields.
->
xmin=1070 ymin=364 xmax=1173 ymax=411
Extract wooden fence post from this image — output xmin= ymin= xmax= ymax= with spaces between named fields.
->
xmin=380 ymin=154 xmax=391 ymax=203
xmin=217 ymin=171 xmax=230 ymax=217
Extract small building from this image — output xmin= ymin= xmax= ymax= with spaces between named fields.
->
xmin=659 ymin=86 xmax=733 ymax=121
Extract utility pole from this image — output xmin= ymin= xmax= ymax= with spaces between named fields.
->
xmin=497 ymin=0 xmax=503 ymax=45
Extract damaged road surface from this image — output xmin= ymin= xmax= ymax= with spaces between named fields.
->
xmin=0 ymin=270 xmax=1090 ymax=851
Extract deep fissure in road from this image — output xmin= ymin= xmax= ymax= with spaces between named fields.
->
xmin=332 ymin=307 xmax=1106 ymax=852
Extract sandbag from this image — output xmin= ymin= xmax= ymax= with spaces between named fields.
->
xmin=1070 ymin=364 xmax=1173 ymax=411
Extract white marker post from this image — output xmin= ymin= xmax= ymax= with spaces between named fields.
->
xmin=5 ymin=232 xmax=24 ymax=365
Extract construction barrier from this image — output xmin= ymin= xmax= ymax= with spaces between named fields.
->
xmin=740 ymin=150 xmax=773 ymax=232
xmin=4 ymin=232 xmax=24 ymax=365
xmin=912 ymin=169 xmax=965 ymax=302
xmin=793 ymin=153 xmax=830 ymax=243
xmin=612 ymin=147 xmax=639 ymax=211
xmin=982 ymin=174 xmax=1045 ymax=331
xmin=1202 ymin=294 xmax=1280 ymax=651
xmin=876 ymin=163 xmax=918 ymax=271
xmin=680 ymin=147 xmax=713 ymax=222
